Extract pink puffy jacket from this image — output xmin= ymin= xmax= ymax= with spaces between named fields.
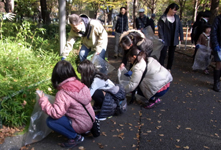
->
xmin=39 ymin=77 xmax=95 ymax=134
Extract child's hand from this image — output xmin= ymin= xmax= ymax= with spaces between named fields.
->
xmin=36 ymin=90 xmax=44 ymax=98
xmin=119 ymin=63 xmax=125 ymax=70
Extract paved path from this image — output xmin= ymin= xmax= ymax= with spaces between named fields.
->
xmin=5 ymin=35 xmax=221 ymax=150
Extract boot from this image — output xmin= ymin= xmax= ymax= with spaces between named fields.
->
xmin=213 ymin=69 xmax=220 ymax=92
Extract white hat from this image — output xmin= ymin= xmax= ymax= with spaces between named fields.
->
xmin=138 ymin=8 xmax=145 ymax=13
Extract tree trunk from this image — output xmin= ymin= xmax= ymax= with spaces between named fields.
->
xmin=40 ymin=0 xmax=50 ymax=24
xmin=108 ymin=8 xmax=113 ymax=25
xmin=133 ymin=0 xmax=137 ymax=29
xmin=127 ymin=0 xmax=130 ymax=29
xmin=192 ymin=0 xmax=198 ymax=22
xmin=5 ymin=0 xmax=11 ymax=12
xmin=209 ymin=0 xmax=219 ymax=24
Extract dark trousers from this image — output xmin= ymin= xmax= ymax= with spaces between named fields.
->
xmin=92 ymin=90 xmax=105 ymax=108
xmin=159 ymin=46 xmax=176 ymax=69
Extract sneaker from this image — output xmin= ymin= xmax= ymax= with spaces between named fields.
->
xmin=155 ymin=98 xmax=161 ymax=104
xmin=143 ymin=102 xmax=155 ymax=109
xmin=96 ymin=115 xmax=112 ymax=121
xmin=61 ymin=135 xmax=84 ymax=148
xmin=118 ymin=53 xmax=123 ymax=57
xmin=114 ymin=54 xmax=118 ymax=58
xmin=204 ymin=69 xmax=209 ymax=75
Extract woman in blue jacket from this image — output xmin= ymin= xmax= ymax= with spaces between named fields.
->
xmin=158 ymin=3 xmax=183 ymax=72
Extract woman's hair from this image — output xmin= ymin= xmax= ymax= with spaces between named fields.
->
xmin=120 ymin=32 xmax=143 ymax=50
xmin=120 ymin=31 xmax=153 ymax=57
xmin=51 ymin=60 xmax=78 ymax=89
xmin=164 ymin=3 xmax=179 ymax=14
xmin=127 ymin=47 xmax=147 ymax=64
xmin=77 ymin=60 xmax=108 ymax=88
xmin=69 ymin=14 xmax=82 ymax=25
xmin=120 ymin=7 xmax=127 ymax=11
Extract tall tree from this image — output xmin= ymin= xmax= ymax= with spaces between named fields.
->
xmin=209 ymin=0 xmax=219 ymax=24
xmin=178 ymin=0 xmax=187 ymax=20
xmin=40 ymin=0 xmax=50 ymax=24
xmin=133 ymin=0 xmax=137 ymax=28
xmin=142 ymin=0 xmax=158 ymax=14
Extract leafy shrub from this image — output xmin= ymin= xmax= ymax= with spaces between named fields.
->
xmin=0 ymin=20 xmax=80 ymax=127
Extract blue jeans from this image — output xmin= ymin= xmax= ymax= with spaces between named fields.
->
xmin=47 ymin=116 xmax=77 ymax=139
xmin=79 ymin=44 xmax=106 ymax=62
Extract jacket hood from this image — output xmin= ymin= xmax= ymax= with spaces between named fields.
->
xmin=58 ymin=77 xmax=91 ymax=104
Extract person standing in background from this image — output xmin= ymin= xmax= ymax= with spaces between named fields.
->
xmin=149 ymin=14 xmax=156 ymax=33
xmin=158 ymin=3 xmax=183 ymax=72
xmin=136 ymin=8 xmax=150 ymax=34
xmin=211 ymin=13 xmax=221 ymax=92
xmin=112 ymin=7 xmax=128 ymax=58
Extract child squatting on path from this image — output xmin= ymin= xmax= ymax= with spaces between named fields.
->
xmin=122 ymin=47 xmax=173 ymax=109
xmin=37 ymin=60 xmax=95 ymax=148
xmin=77 ymin=60 xmax=126 ymax=121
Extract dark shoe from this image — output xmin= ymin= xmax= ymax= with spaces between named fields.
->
xmin=61 ymin=135 xmax=84 ymax=148
xmin=213 ymin=70 xmax=220 ymax=92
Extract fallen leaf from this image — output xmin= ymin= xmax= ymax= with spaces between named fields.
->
xmin=176 ymin=139 xmax=180 ymax=142
xmin=101 ymin=132 xmax=107 ymax=136
xmin=78 ymin=146 xmax=85 ymax=150
xmin=185 ymin=127 xmax=192 ymax=130
xmin=119 ymin=124 xmax=124 ymax=126
xmin=175 ymin=145 xmax=181 ymax=148
xmin=204 ymin=146 xmax=210 ymax=149
xmin=183 ymin=146 xmax=189 ymax=149
xmin=132 ymin=144 xmax=136 ymax=147
xmin=147 ymin=130 xmax=151 ymax=133
xmin=128 ymin=123 xmax=133 ymax=126
xmin=159 ymin=134 xmax=164 ymax=137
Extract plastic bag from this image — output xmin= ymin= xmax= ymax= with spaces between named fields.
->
xmin=91 ymin=55 xmax=115 ymax=75
xmin=143 ymin=26 xmax=164 ymax=60
xmin=23 ymin=90 xmax=55 ymax=146
xmin=118 ymin=67 xmax=130 ymax=87
xmin=192 ymin=45 xmax=212 ymax=70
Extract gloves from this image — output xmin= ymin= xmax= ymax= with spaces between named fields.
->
xmin=159 ymin=39 xmax=165 ymax=44
xmin=214 ymin=46 xmax=220 ymax=52
xmin=61 ymin=56 xmax=66 ymax=60
xmin=124 ymin=71 xmax=133 ymax=77
xmin=196 ymin=44 xmax=200 ymax=49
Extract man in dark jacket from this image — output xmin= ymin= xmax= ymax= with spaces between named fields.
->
xmin=113 ymin=7 xmax=128 ymax=58
xmin=211 ymin=14 xmax=221 ymax=92
xmin=149 ymin=14 xmax=156 ymax=33
xmin=136 ymin=8 xmax=150 ymax=34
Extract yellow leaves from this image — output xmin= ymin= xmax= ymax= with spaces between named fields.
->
xmin=183 ymin=146 xmax=190 ymax=149
xmin=97 ymin=143 xmax=104 ymax=149
xmin=177 ymin=125 xmax=181 ymax=129
xmin=185 ymin=127 xmax=192 ymax=130
xmin=78 ymin=146 xmax=85 ymax=150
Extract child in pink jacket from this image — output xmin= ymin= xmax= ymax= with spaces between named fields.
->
xmin=37 ymin=60 xmax=95 ymax=148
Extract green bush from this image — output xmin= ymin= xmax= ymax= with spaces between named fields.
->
xmin=0 ymin=20 xmax=80 ymax=127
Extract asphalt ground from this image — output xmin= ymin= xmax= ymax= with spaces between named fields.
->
xmin=1 ymin=35 xmax=221 ymax=150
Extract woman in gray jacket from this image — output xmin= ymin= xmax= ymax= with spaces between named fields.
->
xmin=123 ymin=48 xmax=173 ymax=109
xmin=158 ymin=3 xmax=183 ymax=72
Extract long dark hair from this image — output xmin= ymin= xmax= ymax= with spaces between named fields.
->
xmin=164 ymin=3 xmax=179 ymax=14
xmin=120 ymin=31 xmax=153 ymax=57
xmin=120 ymin=31 xmax=143 ymax=49
xmin=127 ymin=47 xmax=147 ymax=64
xmin=51 ymin=60 xmax=78 ymax=89
xmin=77 ymin=59 xmax=108 ymax=88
